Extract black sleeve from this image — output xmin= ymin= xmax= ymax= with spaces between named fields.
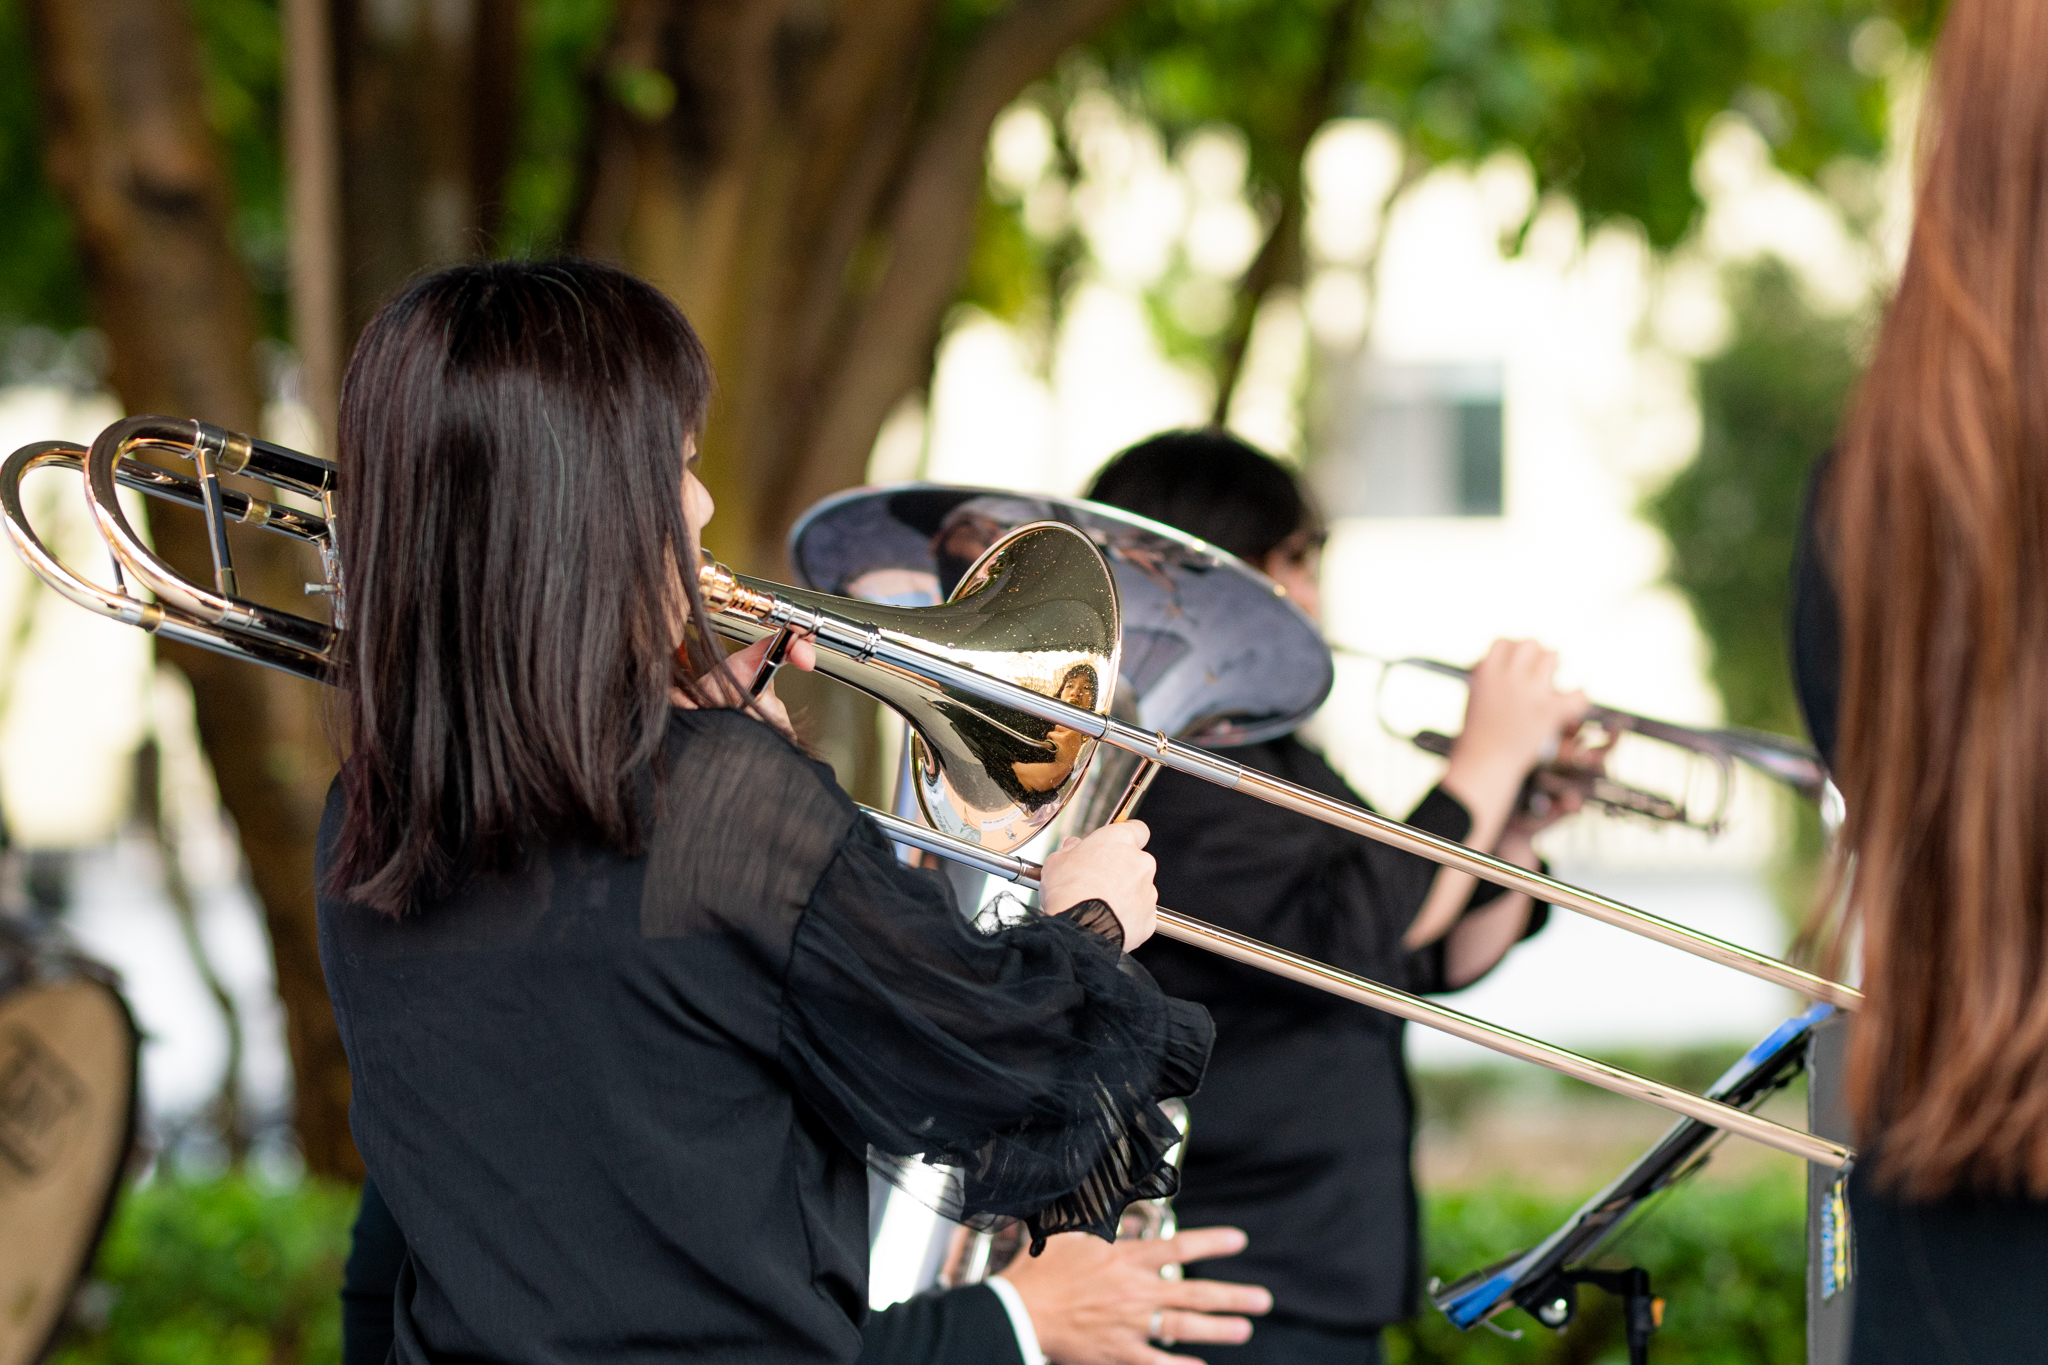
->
xmin=1411 ymin=787 xmax=1508 ymax=917
xmin=1142 ymin=742 xmax=1552 ymax=1008
xmin=780 ymin=816 xmax=1213 ymax=1247
xmin=858 ymin=1287 xmax=1025 ymax=1365
xmin=1157 ymin=778 xmax=1470 ymax=995
xmin=342 ymin=1178 xmax=405 ymax=1365
xmin=1410 ymin=787 xmax=1554 ymax=951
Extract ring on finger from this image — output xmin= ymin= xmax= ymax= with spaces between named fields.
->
xmin=1147 ymin=1310 xmax=1164 ymax=1341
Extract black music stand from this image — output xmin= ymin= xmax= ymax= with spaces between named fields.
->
xmin=1428 ymin=1003 xmax=1835 ymax=1356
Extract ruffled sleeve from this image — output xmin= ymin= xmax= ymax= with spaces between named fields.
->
xmin=778 ymin=816 xmax=1212 ymax=1247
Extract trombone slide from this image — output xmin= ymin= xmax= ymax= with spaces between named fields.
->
xmin=858 ymin=804 xmax=1850 ymax=1170
xmin=700 ymin=563 xmax=1862 ymax=1012
xmin=0 ymin=423 xmax=1859 ymax=1164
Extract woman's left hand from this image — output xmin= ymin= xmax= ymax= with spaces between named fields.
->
xmin=675 ymin=632 xmax=817 ymax=734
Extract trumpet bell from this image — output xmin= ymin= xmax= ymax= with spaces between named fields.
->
xmin=711 ymin=521 xmax=1121 ymax=854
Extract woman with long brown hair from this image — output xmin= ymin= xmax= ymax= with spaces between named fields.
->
xmin=1795 ymin=0 xmax=2048 ymax=1353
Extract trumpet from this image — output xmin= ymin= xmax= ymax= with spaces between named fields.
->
xmin=1356 ymin=653 xmax=1830 ymax=834
xmin=1 ymin=416 xmax=1855 ymax=1169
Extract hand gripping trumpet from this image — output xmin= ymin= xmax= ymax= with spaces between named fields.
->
xmin=1363 ymin=653 xmax=1830 ymax=833
xmin=2 ymin=417 xmax=1856 ymax=1168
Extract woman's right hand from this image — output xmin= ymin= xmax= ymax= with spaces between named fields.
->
xmin=1041 ymin=822 xmax=1159 ymax=950
xmin=1441 ymin=639 xmax=1587 ymax=825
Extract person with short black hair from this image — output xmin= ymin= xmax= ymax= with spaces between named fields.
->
xmin=1089 ymin=429 xmax=1583 ymax=1363
xmin=317 ymin=259 xmax=1213 ymax=1365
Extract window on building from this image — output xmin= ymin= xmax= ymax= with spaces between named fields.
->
xmin=1313 ymin=361 xmax=1505 ymax=517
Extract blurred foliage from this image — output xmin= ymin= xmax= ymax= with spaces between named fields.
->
xmin=0 ymin=0 xmax=288 ymax=337
xmin=1358 ymin=0 xmax=1892 ymax=249
xmin=1088 ymin=0 xmax=1911 ymax=247
xmin=0 ymin=0 xmax=614 ymax=346
xmin=1388 ymin=1167 xmax=1806 ymax=1363
xmin=1644 ymin=258 xmax=1868 ymax=740
xmin=0 ymin=0 xmax=89 ymax=331
xmin=1642 ymin=256 xmax=1869 ymax=902
xmin=1093 ymin=0 xmax=1358 ymax=210
xmin=1415 ymin=1041 xmax=1773 ymax=1129
xmin=48 ymin=1167 xmax=1800 ymax=1365
xmin=50 ymin=1175 xmax=356 ymax=1365
xmin=498 ymin=0 xmax=618 ymax=256
xmin=189 ymin=0 xmax=288 ymax=339
xmin=1001 ymin=0 xmax=1923 ymax=397
xmin=0 ymin=0 xmax=1931 ymax=360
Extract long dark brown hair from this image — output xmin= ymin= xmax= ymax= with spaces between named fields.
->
xmin=328 ymin=260 xmax=727 ymax=915
xmin=1814 ymin=0 xmax=2048 ymax=1198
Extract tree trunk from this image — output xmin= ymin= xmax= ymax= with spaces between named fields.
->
xmin=285 ymin=0 xmax=345 ymax=458
xmin=28 ymin=0 xmax=359 ymax=1177
xmin=333 ymin=0 xmax=522 ymax=338
xmin=573 ymin=0 xmax=1141 ymax=576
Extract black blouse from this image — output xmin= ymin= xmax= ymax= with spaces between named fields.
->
xmin=317 ymin=707 xmax=1211 ymax=1365
xmin=1132 ymin=735 xmax=1544 ymax=1332
xmin=341 ymin=1178 xmax=1025 ymax=1365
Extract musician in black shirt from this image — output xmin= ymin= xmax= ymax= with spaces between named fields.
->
xmin=343 ymin=1175 xmax=1273 ymax=1365
xmin=1089 ymin=431 xmax=1582 ymax=1363
xmin=316 ymin=260 xmax=1212 ymax=1365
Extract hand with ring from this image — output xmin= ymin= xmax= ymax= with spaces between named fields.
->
xmin=996 ymin=1225 xmax=1271 ymax=1365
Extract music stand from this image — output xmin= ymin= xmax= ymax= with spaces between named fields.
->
xmin=1429 ymin=1003 xmax=1835 ymax=1356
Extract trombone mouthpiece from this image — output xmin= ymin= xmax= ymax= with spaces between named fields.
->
xmin=696 ymin=553 xmax=776 ymax=619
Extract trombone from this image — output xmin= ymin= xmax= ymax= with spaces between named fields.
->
xmin=1 ymin=416 xmax=1854 ymax=1169
xmin=1356 ymin=652 xmax=1831 ymax=833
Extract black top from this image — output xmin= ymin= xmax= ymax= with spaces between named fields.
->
xmin=342 ymin=1182 xmax=408 ymax=1365
xmin=1790 ymin=458 xmax=2048 ymax=1362
xmin=1132 ymin=736 xmax=1544 ymax=1331
xmin=852 ymin=1287 xmax=1022 ymax=1365
xmin=318 ymin=707 xmax=1211 ymax=1365
xmin=342 ymin=1178 xmax=1023 ymax=1365
xmin=1790 ymin=454 xmax=1842 ymax=772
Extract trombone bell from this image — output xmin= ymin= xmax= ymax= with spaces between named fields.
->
xmin=703 ymin=521 xmax=1120 ymax=854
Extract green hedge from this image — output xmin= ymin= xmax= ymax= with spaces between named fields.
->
xmin=1389 ymin=1170 xmax=1806 ymax=1364
xmin=50 ymin=1175 xmax=355 ymax=1365
xmin=54 ymin=1168 xmax=1802 ymax=1364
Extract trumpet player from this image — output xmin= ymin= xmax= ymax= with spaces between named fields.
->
xmin=1088 ymin=430 xmax=1586 ymax=1364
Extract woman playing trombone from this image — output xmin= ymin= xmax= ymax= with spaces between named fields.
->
xmin=314 ymin=259 xmax=1213 ymax=1364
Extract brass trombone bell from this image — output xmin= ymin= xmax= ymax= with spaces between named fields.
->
xmin=703 ymin=521 xmax=1120 ymax=854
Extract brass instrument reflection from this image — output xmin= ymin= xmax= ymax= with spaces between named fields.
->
xmin=1011 ymin=668 xmax=1100 ymax=793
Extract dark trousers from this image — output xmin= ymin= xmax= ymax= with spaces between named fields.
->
xmin=1184 ymin=1320 xmax=1384 ymax=1365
